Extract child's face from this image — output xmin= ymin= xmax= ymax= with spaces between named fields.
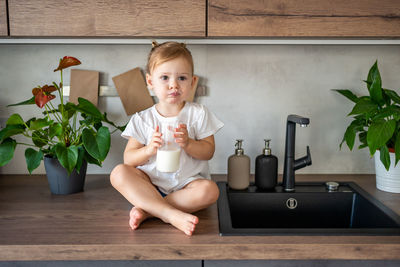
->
xmin=146 ymin=57 xmax=194 ymax=105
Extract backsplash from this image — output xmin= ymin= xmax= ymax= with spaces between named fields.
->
xmin=1 ymin=44 xmax=399 ymax=174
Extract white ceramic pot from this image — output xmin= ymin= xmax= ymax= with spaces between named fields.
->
xmin=375 ymin=150 xmax=400 ymax=193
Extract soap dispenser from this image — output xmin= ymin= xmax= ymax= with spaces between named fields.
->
xmin=228 ymin=139 xmax=250 ymax=190
xmin=255 ymin=139 xmax=278 ymax=190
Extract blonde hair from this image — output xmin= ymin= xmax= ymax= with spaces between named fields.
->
xmin=146 ymin=41 xmax=194 ymax=75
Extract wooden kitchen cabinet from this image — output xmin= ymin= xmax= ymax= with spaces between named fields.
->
xmin=8 ymin=0 xmax=205 ymax=37
xmin=0 ymin=0 xmax=7 ymax=36
xmin=208 ymin=0 xmax=400 ymax=38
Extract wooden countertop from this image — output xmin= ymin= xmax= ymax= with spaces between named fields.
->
xmin=0 ymin=174 xmax=400 ymax=261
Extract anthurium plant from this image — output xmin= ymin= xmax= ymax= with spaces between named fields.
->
xmin=0 ymin=56 xmax=125 ymax=174
xmin=333 ymin=61 xmax=400 ymax=171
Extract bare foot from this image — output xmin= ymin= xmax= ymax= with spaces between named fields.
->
xmin=164 ymin=209 xmax=199 ymax=236
xmin=129 ymin=207 xmax=151 ymax=230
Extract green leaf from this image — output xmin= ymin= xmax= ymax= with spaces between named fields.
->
xmin=379 ymin=146 xmax=391 ymax=171
xmin=369 ymin=62 xmax=384 ymax=105
xmin=0 ymin=138 xmax=16 ymax=167
xmin=367 ymin=60 xmax=378 ymax=91
xmin=29 ymin=118 xmax=52 ymax=131
xmin=94 ymin=122 xmax=103 ymax=131
xmin=332 ymin=89 xmax=359 ymax=103
xmin=48 ymin=123 xmax=63 ymax=139
xmin=7 ymin=114 xmax=25 ymax=125
xmin=373 ymin=105 xmax=400 ymax=121
xmin=383 ymin=89 xmax=400 ymax=104
xmin=344 ymin=120 xmax=364 ymax=150
xmin=75 ymin=98 xmax=103 ymax=119
xmin=358 ymin=143 xmax=369 ymax=149
xmin=382 ymin=89 xmax=392 ymax=106
xmin=84 ymin=150 xmax=102 ymax=167
xmin=42 ymin=108 xmax=60 ymax=117
xmin=62 ymin=102 xmax=77 ymax=120
xmin=7 ymin=96 xmax=35 ymax=107
xmin=359 ymin=131 xmax=367 ymax=143
xmin=25 ymin=117 xmax=36 ymax=127
xmin=32 ymin=130 xmax=48 ymax=147
xmin=348 ymin=98 xmax=378 ymax=116
xmin=24 ymin=148 xmax=43 ymax=174
xmin=0 ymin=124 xmax=25 ymax=142
xmin=55 ymin=144 xmax=78 ymax=175
xmin=344 ymin=127 xmax=356 ymax=150
xmin=358 ymin=131 xmax=368 ymax=149
xmin=367 ymin=120 xmax=396 ymax=155
xmin=395 ymin=133 xmax=400 ymax=165
xmin=362 ymin=79 xmax=371 ymax=86
xmin=82 ymin=126 xmax=110 ymax=161
xmin=75 ymin=146 xmax=85 ymax=174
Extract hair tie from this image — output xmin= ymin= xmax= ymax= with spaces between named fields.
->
xmin=152 ymin=40 xmax=159 ymax=48
xmin=180 ymin=42 xmax=187 ymax=48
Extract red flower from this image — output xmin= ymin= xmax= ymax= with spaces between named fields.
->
xmin=32 ymin=85 xmax=57 ymax=108
xmin=54 ymin=56 xmax=81 ymax=72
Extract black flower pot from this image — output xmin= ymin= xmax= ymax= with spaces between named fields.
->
xmin=44 ymin=156 xmax=87 ymax=195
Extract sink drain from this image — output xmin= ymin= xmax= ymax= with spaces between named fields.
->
xmin=286 ymin=198 xmax=298 ymax=209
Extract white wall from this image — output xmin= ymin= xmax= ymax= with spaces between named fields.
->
xmin=1 ymin=44 xmax=399 ymax=175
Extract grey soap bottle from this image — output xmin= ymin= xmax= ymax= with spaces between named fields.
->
xmin=227 ymin=139 xmax=250 ymax=190
xmin=255 ymin=139 xmax=278 ymax=190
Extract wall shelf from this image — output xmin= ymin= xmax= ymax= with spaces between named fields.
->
xmin=0 ymin=38 xmax=400 ymax=45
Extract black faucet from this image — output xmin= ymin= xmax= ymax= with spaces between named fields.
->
xmin=282 ymin=115 xmax=312 ymax=191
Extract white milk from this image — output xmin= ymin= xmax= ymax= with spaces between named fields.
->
xmin=156 ymin=148 xmax=181 ymax=173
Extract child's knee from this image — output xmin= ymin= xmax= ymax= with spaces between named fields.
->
xmin=198 ymin=180 xmax=219 ymax=205
xmin=110 ymin=164 xmax=124 ymax=187
xmin=110 ymin=164 xmax=133 ymax=188
xmin=110 ymin=164 xmax=149 ymax=188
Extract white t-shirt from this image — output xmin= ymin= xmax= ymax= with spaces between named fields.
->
xmin=121 ymin=102 xmax=224 ymax=194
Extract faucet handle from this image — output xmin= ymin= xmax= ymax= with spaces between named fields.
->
xmin=294 ymin=146 xmax=312 ymax=170
xmin=306 ymin=146 xmax=312 ymax=165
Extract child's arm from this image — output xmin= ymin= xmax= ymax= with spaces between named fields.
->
xmin=175 ymin=124 xmax=215 ymax=161
xmin=124 ymin=126 xmax=162 ymax=167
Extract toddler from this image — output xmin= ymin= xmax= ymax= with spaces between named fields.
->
xmin=110 ymin=41 xmax=224 ymax=236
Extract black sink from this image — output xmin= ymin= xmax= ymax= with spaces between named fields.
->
xmin=217 ymin=181 xmax=400 ymax=235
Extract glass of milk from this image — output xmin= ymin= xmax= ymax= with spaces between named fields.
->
xmin=156 ymin=122 xmax=181 ymax=173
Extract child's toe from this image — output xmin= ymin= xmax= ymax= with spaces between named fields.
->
xmin=191 ymin=216 xmax=199 ymax=224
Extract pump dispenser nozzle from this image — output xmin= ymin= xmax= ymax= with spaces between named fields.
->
xmin=263 ymin=139 xmax=272 ymax=155
xmin=235 ymin=139 xmax=244 ymax=155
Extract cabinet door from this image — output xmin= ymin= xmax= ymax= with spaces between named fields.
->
xmin=208 ymin=0 xmax=400 ymax=38
xmin=0 ymin=0 xmax=7 ymax=36
xmin=9 ymin=0 xmax=205 ymax=37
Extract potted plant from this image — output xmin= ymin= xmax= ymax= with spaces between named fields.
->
xmin=0 ymin=56 xmax=125 ymax=194
xmin=333 ymin=60 xmax=400 ymax=193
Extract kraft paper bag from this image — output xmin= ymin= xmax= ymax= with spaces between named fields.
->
xmin=112 ymin=67 xmax=154 ymax=116
xmin=69 ymin=69 xmax=99 ymax=106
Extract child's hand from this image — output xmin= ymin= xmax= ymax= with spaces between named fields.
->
xmin=145 ymin=126 xmax=162 ymax=156
xmin=174 ymin=124 xmax=189 ymax=148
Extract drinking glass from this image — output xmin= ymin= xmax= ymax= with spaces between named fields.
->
xmin=156 ymin=122 xmax=181 ymax=173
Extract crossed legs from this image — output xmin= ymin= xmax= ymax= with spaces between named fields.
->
xmin=110 ymin=164 xmax=219 ymax=236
